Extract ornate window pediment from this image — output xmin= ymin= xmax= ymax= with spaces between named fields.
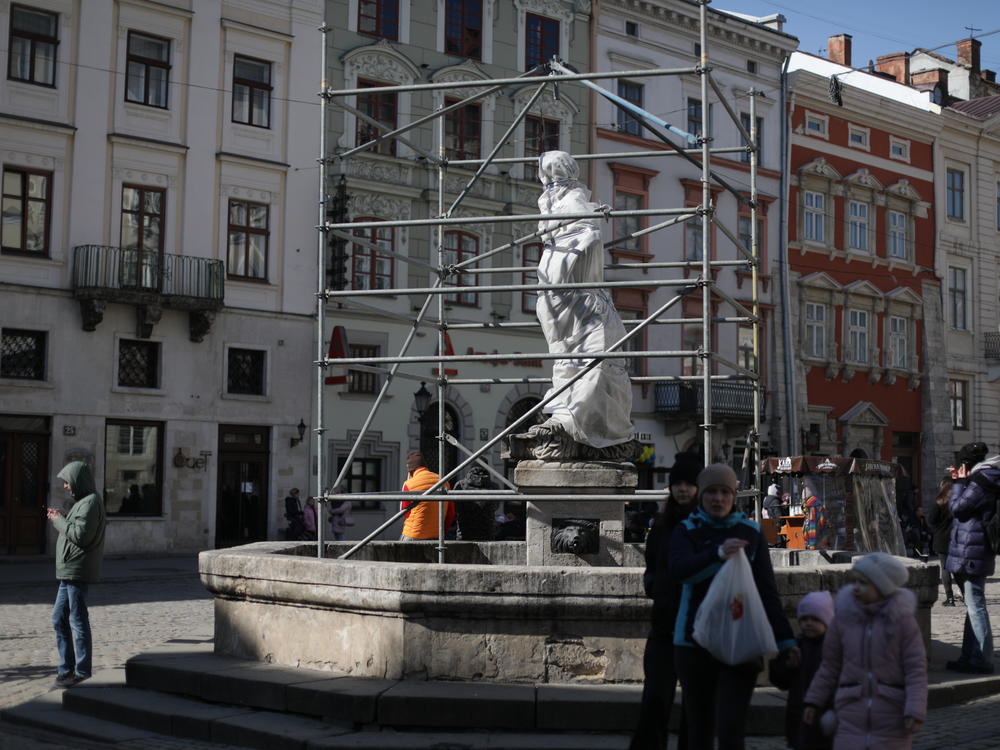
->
xmin=886 ymin=178 xmax=921 ymax=202
xmin=838 ymin=400 xmax=889 ymax=427
xmin=798 ymin=271 xmax=842 ymax=292
xmin=885 ymin=286 xmax=922 ymax=307
xmin=844 ymin=167 xmax=883 ymax=191
xmin=843 ymin=279 xmax=883 ymax=299
xmin=342 ymin=41 xmax=421 ymax=85
xmin=798 ymin=157 xmax=842 ymax=182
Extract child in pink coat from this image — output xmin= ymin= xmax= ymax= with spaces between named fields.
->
xmin=803 ymin=552 xmax=927 ymax=750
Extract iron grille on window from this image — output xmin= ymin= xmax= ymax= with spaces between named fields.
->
xmin=118 ymin=339 xmax=158 ymax=388
xmin=1 ymin=329 xmax=45 ymax=379
xmin=228 ymin=348 xmax=265 ymax=394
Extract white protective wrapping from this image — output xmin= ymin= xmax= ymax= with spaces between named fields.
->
xmin=534 ymin=151 xmax=634 ymax=449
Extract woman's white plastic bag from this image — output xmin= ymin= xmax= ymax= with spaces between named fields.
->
xmin=692 ymin=551 xmax=778 ymax=665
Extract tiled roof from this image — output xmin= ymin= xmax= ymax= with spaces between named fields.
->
xmin=949 ymin=95 xmax=1000 ymax=119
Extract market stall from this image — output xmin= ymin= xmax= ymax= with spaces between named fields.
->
xmin=760 ymin=456 xmax=906 ymax=555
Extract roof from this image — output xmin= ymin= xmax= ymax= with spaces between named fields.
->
xmin=788 ymin=51 xmax=939 ymax=112
xmin=949 ymin=94 xmax=1000 ymax=120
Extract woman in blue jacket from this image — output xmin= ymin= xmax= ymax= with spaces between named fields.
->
xmin=669 ymin=464 xmax=799 ymax=749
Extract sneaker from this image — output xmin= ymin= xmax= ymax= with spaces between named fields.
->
xmin=946 ymin=660 xmax=994 ymax=674
xmin=943 ymin=597 xmax=956 ymax=607
xmin=54 ymin=673 xmax=79 ymax=688
xmin=71 ymin=674 xmax=89 ymax=686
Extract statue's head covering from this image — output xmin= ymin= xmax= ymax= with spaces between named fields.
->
xmin=537 ymin=150 xmax=579 ymax=187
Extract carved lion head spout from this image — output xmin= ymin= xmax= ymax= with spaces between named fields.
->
xmin=551 ymin=519 xmax=599 ymax=555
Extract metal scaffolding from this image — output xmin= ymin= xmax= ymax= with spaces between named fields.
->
xmin=313 ymin=0 xmax=764 ymax=561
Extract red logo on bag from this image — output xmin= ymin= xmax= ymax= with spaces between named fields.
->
xmin=730 ymin=594 xmax=744 ymax=621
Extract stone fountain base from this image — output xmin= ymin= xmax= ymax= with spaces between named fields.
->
xmin=200 ymin=542 xmax=939 ymax=685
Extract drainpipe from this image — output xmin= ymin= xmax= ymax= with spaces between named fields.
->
xmin=779 ymin=54 xmax=798 ymax=456
xmin=588 ymin=0 xmax=599 ymax=189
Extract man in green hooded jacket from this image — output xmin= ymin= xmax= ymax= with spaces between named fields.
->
xmin=47 ymin=461 xmax=106 ymax=688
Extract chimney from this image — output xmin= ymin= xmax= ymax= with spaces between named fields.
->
xmin=876 ymin=52 xmax=910 ymax=84
xmin=982 ymin=69 xmax=997 ymax=83
xmin=911 ymin=68 xmax=949 ymax=100
xmin=828 ymin=34 xmax=853 ymax=67
xmin=957 ymin=38 xmax=982 ymax=73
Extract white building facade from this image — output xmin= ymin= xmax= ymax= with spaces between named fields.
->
xmin=0 ymin=0 xmax=322 ymax=555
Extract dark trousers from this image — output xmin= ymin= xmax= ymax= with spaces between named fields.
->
xmin=674 ymin=644 xmax=759 ymax=750
xmin=630 ymin=601 xmax=686 ymax=750
xmin=940 ymin=555 xmax=955 ymax=600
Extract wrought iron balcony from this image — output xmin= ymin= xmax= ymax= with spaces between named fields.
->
xmin=72 ymin=245 xmax=225 ymax=341
xmin=654 ymin=381 xmax=765 ymax=421
xmin=986 ymin=332 xmax=1000 ymax=361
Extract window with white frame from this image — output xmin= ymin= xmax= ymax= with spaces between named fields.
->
xmin=848 ymin=124 xmax=869 ymax=150
xmin=947 ymin=168 xmax=965 ymax=220
xmin=848 ymin=200 xmax=869 ymax=252
xmin=805 ymin=302 xmax=826 ymax=359
xmin=803 ymin=190 xmax=825 ymax=243
xmin=888 ymin=210 xmax=907 ymax=259
xmin=614 ymin=190 xmax=643 ymax=253
xmin=949 ymin=378 xmax=969 ymax=430
xmin=888 ymin=315 xmax=907 ymax=369
xmin=804 ymin=111 xmax=827 ymax=138
xmin=524 ymin=12 xmax=558 ymax=70
xmin=889 ymin=137 xmax=910 ymax=162
xmin=948 ymin=266 xmax=968 ymax=330
xmin=846 ymin=308 xmax=868 ymax=364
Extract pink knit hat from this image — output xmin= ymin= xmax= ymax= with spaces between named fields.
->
xmin=797 ymin=590 xmax=835 ymax=627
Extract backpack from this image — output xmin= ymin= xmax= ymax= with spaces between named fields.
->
xmin=969 ymin=456 xmax=1000 ymax=555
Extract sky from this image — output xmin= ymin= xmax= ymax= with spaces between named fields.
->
xmin=717 ymin=0 xmax=1000 ymax=72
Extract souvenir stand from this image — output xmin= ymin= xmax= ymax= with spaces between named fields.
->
xmin=760 ymin=456 xmax=906 ymax=555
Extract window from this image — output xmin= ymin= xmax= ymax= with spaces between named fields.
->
xmin=746 ymin=60 xmax=758 ymax=74
xmin=739 ymin=113 xmax=763 ymax=165
xmin=617 ymin=81 xmax=643 ymax=136
xmin=337 ymin=456 xmax=382 ymax=509
xmin=226 ymin=200 xmax=269 ymax=280
xmin=804 ymin=112 xmax=827 ymax=137
xmin=232 ymin=55 xmax=271 ymax=128
xmin=443 ymin=230 xmax=478 ymax=305
xmin=681 ymin=321 xmax=704 ymax=376
xmin=118 ymin=339 xmax=159 ymax=388
xmin=525 ymin=13 xmax=558 ymax=70
xmin=355 ymin=80 xmax=397 ymax=156
xmin=2 ymin=166 xmax=50 ymax=254
xmin=687 ymin=97 xmax=705 ymax=137
xmin=351 ymin=219 xmax=394 ymax=290
xmin=888 ymin=316 xmax=907 ymax=369
xmin=444 ymin=99 xmax=481 ymax=160
xmin=847 ymin=308 xmax=868 ymax=363
xmin=805 ymin=302 xmax=826 ymax=359
xmin=848 ymin=125 xmax=869 ymax=150
xmin=625 ymin=21 xmax=638 ymax=37
xmin=996 ymin=182 xmax=1000 ymax=231
xmin=227 ymin=348 xmax=266 ymax=395
xmin=358 ymin=0 xmax=399 ymax=40
xmin=889 ymin=137 xmax=909 ymax=162
xmin=948 ymin=266 xmax=967 ymax=330
xmin=614 ymin=191 xmax=643 ymax=253
xmin=120 ymin=185 xmax=164 ymax=254
xmin=888 ymin=210 xmax=907 ymax=259
xmin=620 ymin=309 xmax=644 ymax=377
xmin=8 ymin=4 xmax=58 ymax=86
xmin=848 ymin=200 xmax=869 ymax=251
xmin=737 ymin=215 xmax=762 ymax=254
xmin=947 ymin=169 xmax=965 ymax=220
xmin=1 ymin=328 xmax=45 ymax=379
xmin=949 ymin=379 xmax=969 ymax=429
xmin=125 ymin=32 xmax=170 ymax=108
xmin=684 ymin=215 xmax=703 ymax=261
xmin=105 ymin=420 xmax=163 ymax=516
xmin=348 ymin=343 xmax=379 ymax=394
xmin=737 ymin=324 xmax=756 ymax=371
xmin=445 ymin=0 xmax=482 ymax=60
xmin=525 ymin=115 xmax=559 ymax=158
xmin=802 ymin=191 xmax=825 ymax=243
xmin=522 ymin=241 xmax=541 ymax=314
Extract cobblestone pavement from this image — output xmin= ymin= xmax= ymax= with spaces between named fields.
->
xmin=2 ymin=557 xmax=1000 ymax=749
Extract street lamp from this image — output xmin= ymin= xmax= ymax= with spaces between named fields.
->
xmin=413 ymin=382 xmax=432 ymax=419
xmin=290 ymin=419 xmax=307 ymax=448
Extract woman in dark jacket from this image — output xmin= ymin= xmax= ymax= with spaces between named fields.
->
xmin=629 ymin=452 xmax=701 ymax=750
xmin=927 ymin=476 xmax=958 ymax=606
xmin=670 ymin=464 xmax=799 ymax=749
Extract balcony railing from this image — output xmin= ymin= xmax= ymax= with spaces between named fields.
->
xmin=73 ymin=245 xmax=224 ymax=308
xmin=986 ymin=332 xmax=1000 ymax=361
xmin=654 ymin=381 xmax=765 ymax=421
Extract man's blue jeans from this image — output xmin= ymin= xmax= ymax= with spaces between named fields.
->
xmin=52 ymin=580 xmax=91 ymax=678
xmin=956 ymin=573 xmax=993 ymax=667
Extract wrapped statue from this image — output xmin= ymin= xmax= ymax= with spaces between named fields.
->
xmin=511 ymin=151 xmax=638 ymax=461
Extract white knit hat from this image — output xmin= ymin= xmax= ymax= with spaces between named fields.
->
xmin=853 ymin=552 xmax=909 ymax=597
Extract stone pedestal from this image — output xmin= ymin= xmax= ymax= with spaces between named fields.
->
xmin=515 ymin=460 xmax=637 ymax=567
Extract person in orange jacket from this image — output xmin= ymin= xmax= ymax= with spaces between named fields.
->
xmin=400 ymin=451 xmax=455 ymax=540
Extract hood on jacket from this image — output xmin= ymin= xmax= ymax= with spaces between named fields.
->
xmin=834 ymin=582 xmax=916 ymax=624
xmin=57 ymin=461 xmax=97 ymax=501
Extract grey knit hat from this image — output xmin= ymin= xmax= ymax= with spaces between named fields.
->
xmin=853 ymin=552 xmax=909 ymax=597
xmin=697 ymin=463 xmax=739 ymax=494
